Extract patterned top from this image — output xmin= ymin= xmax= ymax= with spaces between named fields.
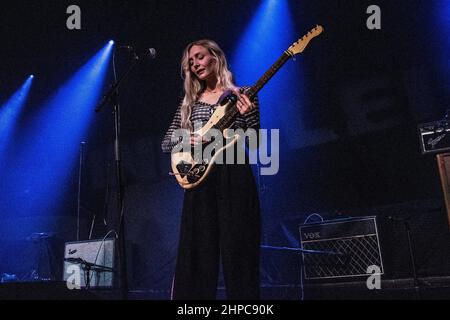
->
xmin=161 ymin=90 xmax=260 ymax=153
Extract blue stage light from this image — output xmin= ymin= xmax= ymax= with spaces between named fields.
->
xmin=6 ymin=41 xmax=113 ymax=218
xmin=230 ymin=0 xmax=305 ymax=149
xmin=0 ymin=76 xmax=34 ymax=161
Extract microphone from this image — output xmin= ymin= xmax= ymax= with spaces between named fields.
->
xmin=143 ymin=48 xmax=157 ymax=59
xmin=117 ymin=45 xmax=156 ymax=59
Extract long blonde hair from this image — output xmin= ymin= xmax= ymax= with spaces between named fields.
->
xmin=180 ymin=39 xmax=236 ymax=130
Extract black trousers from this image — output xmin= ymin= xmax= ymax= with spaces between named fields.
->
xmin=172 ymin=163 xmax=261 ymax=300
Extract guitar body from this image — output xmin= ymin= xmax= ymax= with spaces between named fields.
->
xmin=171 ymin=131 xmax=240 ymax=189
xmin=170 ymin=25 xmax=324 ymax=189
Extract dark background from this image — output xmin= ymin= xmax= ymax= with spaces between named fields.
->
xmin=0 ymin=0 xmax=449 ymax=295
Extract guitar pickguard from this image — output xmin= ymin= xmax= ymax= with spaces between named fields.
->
xmin=171 ymin=134 xmax=241 ymax=188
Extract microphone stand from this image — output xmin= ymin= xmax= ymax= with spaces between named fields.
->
xmin=389 ymin=215 xmax=422 ymax=299
xmin=64 ymin=258 xmax=115 ymax=289
xmin=77 ymin=141 xmax=85 ymax=241
xmin=403 ymin=218 xmax=421 ymax=299
xmin=95 ymin=50 xmax=141 ymax=300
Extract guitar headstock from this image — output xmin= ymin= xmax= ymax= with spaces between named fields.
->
xmin=287 ymin=25 xmax=324 ymax=56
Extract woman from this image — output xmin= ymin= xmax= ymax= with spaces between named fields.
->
xmin=162 ymin=39 xmax=260 ymax=300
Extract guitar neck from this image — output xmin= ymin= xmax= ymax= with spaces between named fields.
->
xmin=245 ymin=51 xmax=292 ymax=99
xmin=216 ymin=51 xmax=292 ymax=131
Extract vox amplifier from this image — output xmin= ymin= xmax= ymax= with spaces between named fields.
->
xmin=299 ymin=216 xmax=384 ymax=280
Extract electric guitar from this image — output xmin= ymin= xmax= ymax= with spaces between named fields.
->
xmin=170 ymin=25 xmax=324 ymax=189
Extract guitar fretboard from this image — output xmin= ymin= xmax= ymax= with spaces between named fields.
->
xmin=214 ymin=51 xmax=292 ymax=132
